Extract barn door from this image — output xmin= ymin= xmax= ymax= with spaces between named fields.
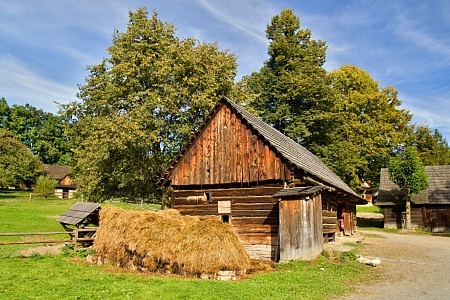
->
xmin=343 ymin=213 xmax=351 ymax=236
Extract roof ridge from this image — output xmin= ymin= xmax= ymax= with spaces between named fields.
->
xmin=223 ymin=96 xmax=358 ymax=197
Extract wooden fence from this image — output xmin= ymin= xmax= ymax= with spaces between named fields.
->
xmin=0 ymin=228 xmax=98 ymax=251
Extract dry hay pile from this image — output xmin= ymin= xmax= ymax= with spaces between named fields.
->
xmin=94 ymin=206 xmax=251 ymax=276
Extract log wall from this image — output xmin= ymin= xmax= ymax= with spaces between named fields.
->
xmin=169 ymin=105 xmax=290 ymax=187
xmin=171 ymin=186 xmax=282 ymax=260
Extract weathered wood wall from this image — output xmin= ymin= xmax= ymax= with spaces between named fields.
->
xmin=422 ymin=207 xmax=450 ymax=232
xmin=384 ymin=205 xmax=437 ymax=229
xmin=59 ymin=176 xmax=74 ymax=186
xmin=169 ymin=105 xmax=290 ymax=187
xmin=171 ymin=186 xmax=281 ymax=260
xmin=322 ymin=209 xmax=338 ymax=242
xmin=278 ymin=194 xmax=323 ymax=261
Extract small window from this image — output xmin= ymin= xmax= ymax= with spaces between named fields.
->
xmin=221 ymin=215 xmax=230 ymax=223
xmin=205 ymin=192 xmax=212 ymax=203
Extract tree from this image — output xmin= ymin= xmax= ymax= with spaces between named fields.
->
xmin=63 ymin=8 xmax=237 ymax=202
xmin=34 ymin=175 xmax=57 ymax=199
xmin=0 ymin=129 xmax=43 ymax=187
xmin=388 ymin=146 xmax=428 ymax=229
xmin=245 ymin=9 xmax=330 ymax=143
xmin=315 ymin=65 xmax=412 ymax=189
xmin=0 ymin=98 xmax=72 ymax=165
xmin=409 ymin=124 xmax=450 ymax=166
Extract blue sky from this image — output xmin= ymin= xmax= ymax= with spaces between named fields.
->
xmin=1 ymin=1 xmax=449 ymax=140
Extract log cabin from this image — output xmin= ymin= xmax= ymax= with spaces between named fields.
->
xmin=44 ymin=165 xmax=77 ymax=199
xmin=377 ymin=166 xmax=450 ymax=232
xmin=160 ymin=96 xmax=366 ymax=261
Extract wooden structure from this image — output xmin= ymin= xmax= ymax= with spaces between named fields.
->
xmin=160 ymin=96 xmax=365 ymax=261
xmin=57 ymin=202 xmax=101 ymax=249
xmin=44 ymin=165 xmax=77 ymax=199
xmin=377 ymin=166 xmax=450 ymax=232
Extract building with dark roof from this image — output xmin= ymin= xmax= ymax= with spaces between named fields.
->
xmin=44 ymin=165 xmax=77 ymax=199
xmin=377 ymin=166 xmax=450 ymax=232
xmin=160 ymin=96 xmax=365 ymax=261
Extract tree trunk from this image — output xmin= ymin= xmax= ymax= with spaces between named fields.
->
xmin=405 ymin=197 xmax=411 ymax=229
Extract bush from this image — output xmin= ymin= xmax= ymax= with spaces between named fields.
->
xmin=34 ymin=175 xmax=56 ymax=199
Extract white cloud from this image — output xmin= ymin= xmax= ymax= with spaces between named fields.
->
xmin=0 ymin=55 xmax=77 ymax=112
xmin=195 ymin=0 xmax=272 ymax=44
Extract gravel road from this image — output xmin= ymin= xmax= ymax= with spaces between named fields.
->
xmin=337 ymin=230 xmax=450 ymax=300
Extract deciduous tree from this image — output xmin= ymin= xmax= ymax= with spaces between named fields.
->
xmin=0 ymin=98 xmax=71 ymax=165
xmin=63 ymin=8 xmax=236 ymax=202
xmin=409 ymin=124 xmax=450 ymax=166
xmin=316 ymin=65 xmax=411 ymax=189
xmin=0 ymin=129 xmax=43 ymax=187
xmin=388 ymin=146 xmax=428 ymax=229
xmin=34 ymin=175 xmax=57 ymax=199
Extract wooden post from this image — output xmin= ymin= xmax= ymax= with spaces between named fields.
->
xmin=74 ymin=229 xmax=79 ymax=251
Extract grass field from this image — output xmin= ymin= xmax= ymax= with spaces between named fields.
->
xmin=0 ymin=190 xmax=372 ymax=300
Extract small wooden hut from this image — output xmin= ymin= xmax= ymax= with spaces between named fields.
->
xmin=160 ymin=96 xmax=365 ymax=261
xmin=377 ymin=166 xmax=450 ymax=232
xmin=44 ymin=165 xmax=77 ymax=199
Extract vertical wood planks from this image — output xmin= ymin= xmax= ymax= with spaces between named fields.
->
xmin=168 ymin=103 xmax=290 ymax=187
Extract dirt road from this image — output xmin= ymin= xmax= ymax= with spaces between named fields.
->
xmin=337 ymin=230 xmax=450 ymax=300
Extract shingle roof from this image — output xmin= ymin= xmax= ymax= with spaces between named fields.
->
xmin=224 ymin=97 xmax=359 ymax=197
xmin=44 ymin=165 xmax=71 ymax=180
xmin=57 ymin=202 xmax=101 ymax=226
xmin=377 ymin=166 xmax=450 ymax=205
xmin=273 ymin=186 xmax=323 ymax=198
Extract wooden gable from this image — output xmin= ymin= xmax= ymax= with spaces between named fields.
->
xmin=169 ymin=103 xmax=290 ymax=187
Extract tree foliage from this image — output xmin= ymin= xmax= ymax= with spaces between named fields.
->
xmin=0 ymin=98 xmax=71 ymax=165
xmin=388 ymin=146 xmax=428 ymax=229
xmin=63 ymin=8 xmax=237 ymax=202
xmin=408 ymin=124 xmax=450 ymax=166
xmin=245 ymin=9 xmax=330 ymax=142
xmin=315 ymin=65 xmax=412 ymax=189
xmin=34 ymin=175 xmax=57 ymax=199
xmin=0 ymin=129 xmax=43 ymax=187
xmin=243 ymin=8 xmax=413 ymax=190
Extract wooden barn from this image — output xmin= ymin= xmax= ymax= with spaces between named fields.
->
xmin=44 ymin=165 xmax=77 ymax=199
xmin=160 ymin=96 xmax=365 ymax=261
xmin=377 ymin=166 xmax=450 ymax=232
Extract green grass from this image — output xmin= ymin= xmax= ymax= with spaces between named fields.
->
xmin=356 ymin=205 xmax=383 ymax=214
xmin=0 ymin=190 xmax=373 ymax=300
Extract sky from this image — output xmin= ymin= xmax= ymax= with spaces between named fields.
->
xmin=1 ymin=0 xmax=449 ymax=140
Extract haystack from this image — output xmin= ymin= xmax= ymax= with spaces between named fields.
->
xmin=94 ymin=206 xmax=250 ymax=276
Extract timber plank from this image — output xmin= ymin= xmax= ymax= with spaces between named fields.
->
xmin=258 ymin=139 xmax=267 ymax=181
xmin=232 ymin=216 xmax=279 ymax=226
xmin=234 ymin=224 xmax=279 ymax=234
xmin=232 ymin=209 xmax=279 ymax=218
xmin=322 ymin=210 xmax=337 ymax=217
xmin=239 ymin=233 xmax=276 ymax=245
xmin=242 ymin=122 xmax=250 ymax=184
xmin=231 ymin=203 xmax=278 ymax=211
xmin=322 ymin=217 xmax=337 ymax=224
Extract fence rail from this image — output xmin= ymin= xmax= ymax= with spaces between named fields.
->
xmin=0 ymin=228 xmax=98 ymax=250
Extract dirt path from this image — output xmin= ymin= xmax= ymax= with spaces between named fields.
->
xmin=337 ymin=230 xmax=450 ymax=300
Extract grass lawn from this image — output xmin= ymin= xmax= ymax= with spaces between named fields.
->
xmin=0 ymin=190 xmax=373 ymax=300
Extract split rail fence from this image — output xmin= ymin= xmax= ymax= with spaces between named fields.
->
xmin=0 ymin=228 xmax=98 ymax=251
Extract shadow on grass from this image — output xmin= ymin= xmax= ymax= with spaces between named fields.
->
xmin=357 ymin=218 xmax=384 ymax=228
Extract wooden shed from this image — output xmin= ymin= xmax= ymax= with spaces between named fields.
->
xmin=160 ymin=96 xmax=365 ymax=261
xmin=44 ymin=165 xmax=77 ymax=199
xmin=377 ymin=166 xmax=450 ymax=232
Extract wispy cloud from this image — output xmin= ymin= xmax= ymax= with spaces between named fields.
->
xmin=195 ymin=0 xmax=271 ymax=44
xmin=0 ymin=55 xmax=77 ymax=112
